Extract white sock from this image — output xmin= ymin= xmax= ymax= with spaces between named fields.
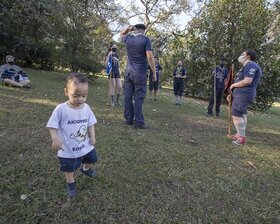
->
xmin=83 ymin=165 xmax=89 ymax=171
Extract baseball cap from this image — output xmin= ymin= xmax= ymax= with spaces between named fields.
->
xmin=134 ymin=24 xmax=146 ymax=30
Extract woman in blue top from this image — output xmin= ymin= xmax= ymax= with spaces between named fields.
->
xmin=228 ymin=49 xmax=262 ymax=145
xmin=105 ymin=44 xmax=122 ymax=106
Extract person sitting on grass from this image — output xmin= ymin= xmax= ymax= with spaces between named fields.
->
xmin=47 ymin=73 xmax=98 ymax=197
xmin=0 ymin=55 xmax=31 ymax=88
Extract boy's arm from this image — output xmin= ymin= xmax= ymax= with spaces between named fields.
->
xmin=49 ymin=128 xmax=62 ymax=151
xmin=88 ymin=125 xmax=96 ymax=146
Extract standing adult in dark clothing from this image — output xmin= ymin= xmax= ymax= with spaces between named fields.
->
xmin=228 ymin=49 xmax=262 ymax=145
xmin=207 ymin=58 xmax=228 ymax=117
xmin=173 ymin=61 xmax=186 ymax=106
xmin=121 ymin=24 xmax=156 ymax=129
xmin=149 ymin=56 xmax=162 ymax=101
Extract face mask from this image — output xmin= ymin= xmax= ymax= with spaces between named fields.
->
xmin=8 ymin=61 xmax=14 ymax=65
xmin=238 ymin=55 xmax=245 ymax=63
xmin=112 ymin=48 xmax=117 ymax=52
xmin=220 ymin=63 xmax=224 ymax=67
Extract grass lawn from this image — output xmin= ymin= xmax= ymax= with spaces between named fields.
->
xmin=1 ymin=69 xmax=279 ymax=223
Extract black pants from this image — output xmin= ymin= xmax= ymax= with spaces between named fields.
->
xmin=207 ymin=88 xmax=224 ymax=115
xmin=173 ymin=79 xmax=184 ymax=96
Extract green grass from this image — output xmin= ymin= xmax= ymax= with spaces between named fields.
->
xmin=1 ymin=69 xmax=280 ymax=223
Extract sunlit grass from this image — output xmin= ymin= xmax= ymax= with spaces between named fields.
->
xmin=0 ymin=69 xmax=279 ymax=223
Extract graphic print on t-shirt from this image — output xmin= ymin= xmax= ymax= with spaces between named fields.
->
xmin=70 ymin=125 xmax=87 ymax=143
xmin=216 ymin=70 xmax=224 ymax=83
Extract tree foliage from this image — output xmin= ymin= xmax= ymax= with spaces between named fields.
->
xmin=162 ymin=0 xmax=280 ymax=110
xmin=0 ymin=0 xmax=121 ymax=73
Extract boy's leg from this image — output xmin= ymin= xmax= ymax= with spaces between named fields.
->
xmin=64 ymin=172 xmax=75 ymax=183
xmin=64 ymin=172 xmax=77 ymax=197
xmin=59 ymin=157 xmax=82 ymax=197
xmin=80 ymin=149 xmax=98 ymax=178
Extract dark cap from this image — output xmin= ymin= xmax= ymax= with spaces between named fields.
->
xmin=134 ymin=24 xmax=146 ymax=30
xmin=220 ymin=57 xmax=227 ymax=61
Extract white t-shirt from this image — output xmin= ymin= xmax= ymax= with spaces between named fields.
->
xmin=47 ymin=102 xmax=97 ymax=158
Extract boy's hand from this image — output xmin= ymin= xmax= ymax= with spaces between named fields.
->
xmin=89 ymin=136 xmax=96 ymax=146
xmin=51 ymin=138 xmax=62 ymax=151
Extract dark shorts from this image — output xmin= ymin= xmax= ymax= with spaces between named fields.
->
xmin=111 ymin=72 xmax=120 ymax=79
xmin=58 ymin=148 xmax=98 ymax=172
xmin=232 ymin=94 xmax=253 ymax=117
xmin=149 ymin=80 xmax=159 ymax=91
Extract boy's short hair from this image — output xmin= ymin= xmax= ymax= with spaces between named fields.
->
xmin=65 ymin=73 xmax=88 ymax=88
xmin=245 ymin=49 xmax=256 ymax=61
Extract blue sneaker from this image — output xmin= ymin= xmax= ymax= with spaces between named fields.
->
xmin=67 ymin=182 xmax=77 ymax=197
xmin=80 ymin=168 xmax=97 ymax=178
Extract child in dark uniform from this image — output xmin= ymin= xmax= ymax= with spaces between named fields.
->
xmin=173 ymin=61 xmax=187 ymax=106
xmin=149 ymin=56 xmax=162 ymax=101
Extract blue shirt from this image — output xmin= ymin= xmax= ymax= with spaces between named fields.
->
xmin=111 ymin=52 xmax=120 ymax=75
xmin=233 ymin=61 xmax=262 ymax=98
xmin=173 ymin=66 xmax=186 ymax=79
xmin=122 ymin=33 xmax=152 ymax=83
xmin=213 ymin=65 xmax=228 ymax=89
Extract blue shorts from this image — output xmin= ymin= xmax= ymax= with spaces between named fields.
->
xmin=232 ymin=94 xmax=252 ymax=117
xmin=58 ymin=149 xmax=98 ymax=172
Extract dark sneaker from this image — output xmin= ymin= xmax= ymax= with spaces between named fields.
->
xmin=80 ymin=168 xmax=97 ymax=178
xmin=154 ymin=98 xmax=157 ymax=101
xmin=134 ymin=123 xmax=149 ymax=129
xmin=232 ymin=136 xmax=246 ymax=145
xmin=67 ymin=182 xmax=77 ymax=197
xmin=125 ymin=120 xmax=134 ymax=125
